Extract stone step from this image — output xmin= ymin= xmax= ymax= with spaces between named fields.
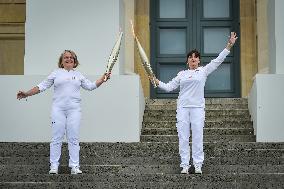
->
xmin=2 ymin=150 xmax=281 ymax=160
xmin=143 ymin=115 xmax=251 ymax=122
xmin=145 ymin=98 xmax=249 ymax=111
xmin=2 ymin=156 xmax=283 ymax=166
xmin=1 ymin=164 xmax=284 ymax=176
xmin=1 ymin=142 xmax=283 ymax=157
xmin=145 ymin=104 xmax=249 ymax=110
xmin=141 ymin=135 xmax=256 ymax=143
xmin=146 ymin=98 xmax=248 ymax=105
xmin=144 ymin=109 xmax=250 ymax=117
xmin=141 ymin=128 xmax=254 ymax=135
xmin=0 ymin=182 xmax=239 ymax=189
xmin=1 ymin=173 xmax=283 ymax=189
xmin=143 ymin=120 xmax=253 ymax=129
xmin=1 ymin=147 xmax=282 ymax=160
xmin=2 ymin=97 xmax=283 ymax=189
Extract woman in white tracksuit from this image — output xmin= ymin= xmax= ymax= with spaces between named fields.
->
xmin=153 ymin=32 xmax=238 ymax=174
xmin=17 ymin=50 xmax=110 ymax=175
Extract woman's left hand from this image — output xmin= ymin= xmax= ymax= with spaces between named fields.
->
xmin=228 ymin=32 xmax=238 ymax=46
xmin=103 ymin=72 xmax=111 ymax=82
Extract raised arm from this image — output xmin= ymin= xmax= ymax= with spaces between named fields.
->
xmin=203 ymin=32 xmax=238 ymax=76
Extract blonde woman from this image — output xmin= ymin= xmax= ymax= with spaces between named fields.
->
xmin=17 ymin=50 xmax=110 ymax=174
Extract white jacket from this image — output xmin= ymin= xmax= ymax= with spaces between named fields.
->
xmin=37 ymin=68 xmax=97 ymax=107
xmin=158 ymin=48 xmax=230 ymax=108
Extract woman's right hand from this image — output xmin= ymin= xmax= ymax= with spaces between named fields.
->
xmin=148 ymin=76 xmax=159 ymax=86
xmin=17 ymin=91 xmax=28 ymax=100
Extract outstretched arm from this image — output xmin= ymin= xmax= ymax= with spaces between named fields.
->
xmin=204 ymin=32 xmax=238 ymax=76
xmin=17 ymin=86 xmax=40 ymax=100
xmin=151 ymin=74 xmax=180 ymax=93
xmin=81 ymin=72 xmax=111 ymax=91
xmin=17 ymin=70 xmax=57 ymax=99
xmin=96 ymin=72 xmax=111 ymax=88
xmin=225 ymin=32 xmax=238 ymax=51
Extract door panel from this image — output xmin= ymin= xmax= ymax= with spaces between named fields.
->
xmin=159 ymin=28 xmax=187 ymax=55
xmin=205 ymin=62 xmax=232 ymax=91
xmin=159 ymin=0 xmax=186 ymax=18
xmin=203 ymin=0 xmax=230 ymax=18
xmin=150 ymin=0 xmax=240 ymax=98
xmin=156 ymin=62 xmax=186 ymax=97
xmin=203 ymin=27 xmax=231 ymax=54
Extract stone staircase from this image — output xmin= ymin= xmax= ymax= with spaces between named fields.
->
xmin=1 ymin=98 xmax=284 ymax=188
xmin=142 ymin=98 xmax=255 ymax=143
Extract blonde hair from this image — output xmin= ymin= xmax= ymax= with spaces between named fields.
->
xmin=58 ymin=50 xmax=80 ymax=68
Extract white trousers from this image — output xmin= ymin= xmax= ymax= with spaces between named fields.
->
xmin=50 ymin=104 xmax=81 ymax=168
xmin=176 ymin=107 xmax=205 ymax=168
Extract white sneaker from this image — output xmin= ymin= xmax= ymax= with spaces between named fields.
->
xmin=181 ymin=167 xmax=189 ymax=174
xmin=71 ymin=166 xmax=82 ymax=174
xmin=49 ymin=166 xmax=58 ymax=174
xmin=194 ymin=165 xmax=202 ymax=174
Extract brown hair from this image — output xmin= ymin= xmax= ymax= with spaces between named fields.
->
xmin=58 ymin=50 xmax=79 ymax=68
xmin=186 ymin=49 xmax=201 ymax=61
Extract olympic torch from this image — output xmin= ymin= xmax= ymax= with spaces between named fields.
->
xmin=130 ymin=20 xmax=157 ymax=88
xmin=104 ymin=31 xmax=123 ymax=81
